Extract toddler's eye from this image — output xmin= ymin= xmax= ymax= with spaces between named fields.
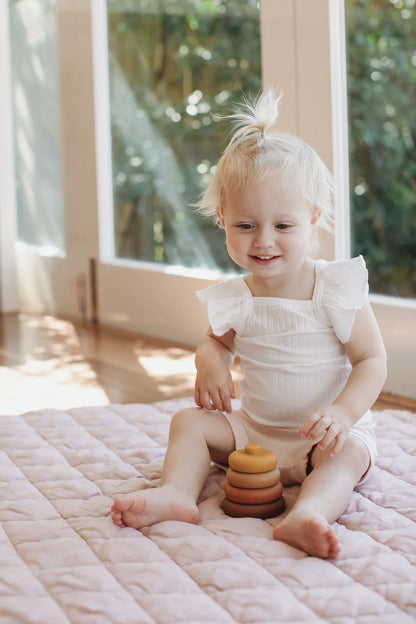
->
xmin=276 ymin=223 xmax=291 ymax=230
xmin=238 ymin=223 xmax=253 ymax=230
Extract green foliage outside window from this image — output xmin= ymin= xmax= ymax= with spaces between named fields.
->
xmin=108 ymin=0 xmax=416 ymax=297
xmin=346 ymin=0 xmax=416 ymax=298
xmin=107 ymin=0 xmax=261 ymax=273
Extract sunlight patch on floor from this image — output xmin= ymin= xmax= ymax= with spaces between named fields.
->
xmin=0 ymin=364 xmax=109 ymax=415
xmin=137 ymin=354 xmax=196 ymax=377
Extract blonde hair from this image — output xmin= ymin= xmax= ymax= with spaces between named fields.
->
xmin=196 ymin=90 xmax=334 ymax=252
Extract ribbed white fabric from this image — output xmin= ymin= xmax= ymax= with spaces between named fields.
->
xmin=197 ymin=256 xmax=368 ymax=429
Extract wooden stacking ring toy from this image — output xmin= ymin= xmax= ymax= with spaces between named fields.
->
xmin=222 ymin=443 xmax=285 ymax=520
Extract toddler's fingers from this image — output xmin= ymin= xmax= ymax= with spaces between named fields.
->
xmin=202 ymin=377 xmax=233 ymax=413
xmin=317 ymin=424 xmax=338 ymax=450
xmin=310 ymin=415 xmax=333 ymax=440
xmin=299 ymin=417 xmax=315 ymax=438
xmin=300 ymin=412 xmax=329 ymax=439
xmin=194 ymin=387 xmax=202 ymax=408
xmin=207 ymin=387 xmax=226 ymax=412
xmin=220 ymin=390 xmax=233 ymax=414
xmin=318 ymin=426 xmax=346 ymax=456
xmin=197 ymin=390 xmax=215 ymax=411
xmin=329 ymin=432 xmax=347 ymax=456
xmin=230 ymin=381 xmax=236 ymax=400
xmin=220 ymin=379 xmax=237 ymax=413
xmin=194 ymin=387 xmax=211 ymax=410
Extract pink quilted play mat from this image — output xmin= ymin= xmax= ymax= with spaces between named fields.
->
xmin=1 ymin=397 xmax=415 ymax=623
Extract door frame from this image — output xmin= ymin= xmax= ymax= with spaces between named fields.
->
xmin=0 ymin=0 xmax=18 ymax=313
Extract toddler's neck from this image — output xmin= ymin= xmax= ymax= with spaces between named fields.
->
xmin=244 ymin=257 xmax=317 ymax=300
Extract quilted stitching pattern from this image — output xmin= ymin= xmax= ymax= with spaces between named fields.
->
xmin=0 ymin=398 xmax=415 ymax=623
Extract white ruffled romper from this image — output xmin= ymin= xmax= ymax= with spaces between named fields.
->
xmin=197 ymin=256 xmax=377 ymax=485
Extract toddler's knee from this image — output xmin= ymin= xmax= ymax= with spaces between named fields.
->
xmin=346 ymin=436 xmax=371 ymax=468
xmin=170 ymin=407 xmax=201 ymax=434
xmin=345 ymin=435 xmax=369 ymax=461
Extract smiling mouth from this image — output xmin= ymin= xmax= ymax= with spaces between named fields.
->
xmin=250 ymin=255 xmax=281 ymax=263
xmin=251 ymin=255 xmax=279 ymax=260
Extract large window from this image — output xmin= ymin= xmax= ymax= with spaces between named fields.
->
xmin=9 ymin=0 xmax=65 ymax=255
xmin=106 ymin=0 xmax=261 ymax=273
xmin=346 ymin=0 xmax=416 ymax=298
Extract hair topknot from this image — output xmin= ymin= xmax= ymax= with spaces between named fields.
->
xmin=195 ymin=89 xmax=334 ymax=253
xmin=227 ymin=89 xmax=283 ymax=144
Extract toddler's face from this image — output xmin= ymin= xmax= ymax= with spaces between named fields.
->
xmin=216 ymin=173 xmax=320 ymax=279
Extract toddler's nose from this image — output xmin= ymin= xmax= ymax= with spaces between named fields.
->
xmin=253 ymin=226 xmax=275 ymax=248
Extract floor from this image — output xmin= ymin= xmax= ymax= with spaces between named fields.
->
xmin=1 ymin=312 xmax=415 ymax=416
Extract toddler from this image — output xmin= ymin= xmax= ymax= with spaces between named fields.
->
xmin=112 ymin=91 xmax=387 ymax=559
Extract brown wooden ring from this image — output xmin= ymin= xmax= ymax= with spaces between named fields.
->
xmin=222 ymin=496 xmax=286 ymax=519
xmin=226 ymin=467 xmax=281 ymax=489
xmin=224 ymin=481 xmax=283 ymax=505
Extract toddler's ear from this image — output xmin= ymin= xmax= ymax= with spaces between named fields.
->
xmin=216 ymin=206 xmax=225 ymax=227
xmin=311 ymin=209 xmax=322 ymax=226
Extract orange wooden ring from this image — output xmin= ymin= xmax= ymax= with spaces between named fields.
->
xmin=222 ymin=496 xmax=286 ymax=519
xmin=224 ymin=481 xmax=283 ymax=505
xmin=226 ymin=467 xmax=280 ymax=489
xmin=228 ymin=443 xmax=277 ymax=473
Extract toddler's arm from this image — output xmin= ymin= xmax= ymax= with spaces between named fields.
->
xmin=300 ymin=301 xmax=387 ymax=455
xmin=194 ymin=327 xmax=236 ymax=414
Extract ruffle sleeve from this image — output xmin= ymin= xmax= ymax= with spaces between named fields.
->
xmin=196 ymin=278 xmax=252 ymax=336
xmin=316 ymin=256 xmax=369 ymax=343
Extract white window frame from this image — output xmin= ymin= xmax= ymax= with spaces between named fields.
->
xmin=91 ymin=0 xmax=260 ymax=345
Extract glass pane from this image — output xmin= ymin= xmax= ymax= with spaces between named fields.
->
xmin=9 ymin=0 xmax=65 ymax=255
xmin=345 ymin=0 xmax=416 ymax=298
xmin=107 ymin=0 xmax=261 ymax=272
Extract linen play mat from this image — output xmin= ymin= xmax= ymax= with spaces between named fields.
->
xmin=0 ymin=397 xmax=415 ymax=623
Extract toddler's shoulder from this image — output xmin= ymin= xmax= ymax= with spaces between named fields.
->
xmin=196 ymin=276 xmax=250 ymax=336
xmin=315 ymin=255 xmax=368 ymax=308
xmin=196 ymin=276 xmax=247 ymax=305
xmin=315 ymin=256 xmax=369 ymax=343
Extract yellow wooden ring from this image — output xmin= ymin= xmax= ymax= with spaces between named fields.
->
xmin=224 ymin=481 xmax=283 ymax=505
xmin=226 ymin=467 xmax=281 ymax=489
xmin=222 ymin=496 xmax=286 ymax=519
xmin=228 ymin=443 xmax=277 ymax=473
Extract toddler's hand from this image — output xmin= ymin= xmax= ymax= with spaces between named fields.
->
xmin=299 ymin=406 xmax=352 ymax=456
xmin=194 ymin=366 xmax=235 ymax=414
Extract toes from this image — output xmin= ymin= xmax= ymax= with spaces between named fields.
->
xmin=112 ymin=518 xmax=125 ymax=527
xmin=112 ymin=495 xmax=134 ymax=512
xmin=327 ymin=545 xmax=340 ymax=558
xmin=111 ymin=513 xmax=125 ymax=527
xmin=321 ymin=526 xmax=340 ymax=558
xmin=327 ymin=532 xmax=341 ymax=558
xmin=111 ymin=497 xmax=134 ymax=527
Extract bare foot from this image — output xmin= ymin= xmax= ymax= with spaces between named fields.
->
xmin=273 ymin=510 xmax=340 ymax=559
xmin=111 ymin=486 xmax=199 ymax=529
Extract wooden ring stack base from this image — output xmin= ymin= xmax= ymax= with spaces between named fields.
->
xmin=221 ymin=443 xmax=286 ymax=519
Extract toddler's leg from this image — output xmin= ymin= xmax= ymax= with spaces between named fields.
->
xmin=111 ymin=407 xmax=235 ymax=529
xmin=273 ymin=437 xmax=370 ymax=558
